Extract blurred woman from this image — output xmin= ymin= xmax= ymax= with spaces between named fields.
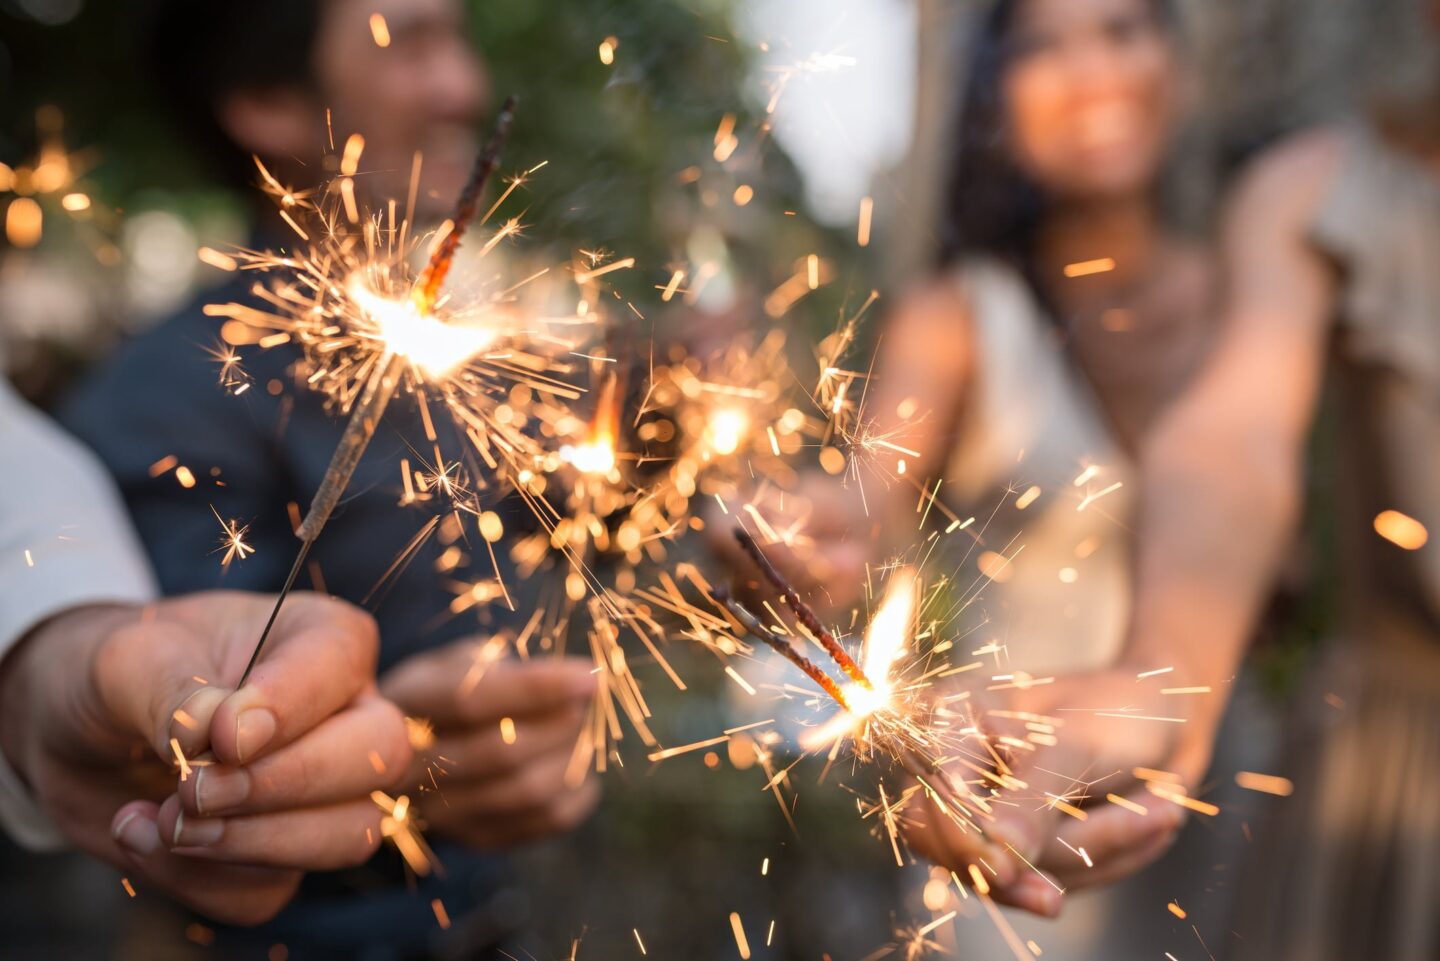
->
xmin=715 ymin=0 xmax=1236 ymax=936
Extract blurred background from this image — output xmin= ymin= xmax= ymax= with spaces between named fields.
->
xmin=0 ymin=0 xmax=1435 ymax=958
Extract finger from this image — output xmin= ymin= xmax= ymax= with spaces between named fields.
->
xmin=432 ymin=750 xmax=591 ymax=818
xmin=431 ymin=778 xmax=601 ymax=848
xmin=179 ymin=694 xmax=411 ymax=817
xmin=424 ymin=704 xmax=586 ymax=783
xmin=157 ymin=793 xmax=383 ymax=871
xmin=1049 ymin=827 xmax=1178 ymax=891
xmin=109 ymin=800 xmax=302 ymax=926
xmin=901 ymin=792 xmax=1019 ymax=886
xmin=989 ymin=871 xmax=1065 ymax=918
xmin=384 ymin=654 xmax=594 ymax=727
xmin=1041 ymin=790 xmax=1186 ymax=888
xmin=209 ymin=593 xmax=381 ymax=766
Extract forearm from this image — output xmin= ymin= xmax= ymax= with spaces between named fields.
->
xmin=1122 ymin=132 xmax=1338 ymax=697
xmin=1122 ymin=414 xmax=1303 ymax=697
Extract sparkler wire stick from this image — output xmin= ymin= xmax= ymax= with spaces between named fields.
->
xmin=237 ymin=98 xmax=519 ymax=688
xmin=732 ymin=527 xmax=871 ymax=688
xmin=724 ymin=530 xmax=977 ymax=785
xmin=414 ymin=96 xmax=516 ymax=311
xmin=713 ymin=585 xmax=852 ymax=710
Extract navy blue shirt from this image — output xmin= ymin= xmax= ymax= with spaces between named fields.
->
xmin=62 ymin=276 xmax=533 ymax=959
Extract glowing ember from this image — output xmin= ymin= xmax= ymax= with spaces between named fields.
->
xmin=706 ymin=408 xmax=750 ymax=457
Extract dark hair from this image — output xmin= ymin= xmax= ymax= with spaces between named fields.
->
xmin=937 ymin=0 xmax=1176 ymax=274
xmin=145 ymin=0 xmax=323 ymax=189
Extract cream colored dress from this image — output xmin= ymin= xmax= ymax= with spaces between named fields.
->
xmin=1232 ymin=120 xmax=1440 ymax=961
xmin=942 ymin=258 xmax=1136 ymax=677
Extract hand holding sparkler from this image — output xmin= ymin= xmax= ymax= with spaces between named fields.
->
xmin=0 ymin=592 xmax=409 ymax=925
xmin=904 ymin=666 xmax=1213 ymax=916
xmin=380 ymin=642 xmax=600 ymax=848
xmin=715 ymin=527 xmax=1019 ymax=879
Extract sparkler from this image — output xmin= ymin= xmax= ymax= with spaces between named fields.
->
xmin=236 ymin=98 xmax=533 ymax=686
xmin=712 ymin=524 xmax=1045 ymax=877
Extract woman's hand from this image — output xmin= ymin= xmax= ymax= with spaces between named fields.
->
xmin=904 ymin=665 xmax=1225 ymax=916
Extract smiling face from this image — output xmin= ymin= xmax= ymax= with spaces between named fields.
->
xmin=312 ymin=0 xmax=489 ymax=219
xmin=1000 ymin=0 xmax=1180 ymax=202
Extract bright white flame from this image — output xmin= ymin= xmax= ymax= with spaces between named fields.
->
xmin=861 ymin=568 xmax=916 ymax=686
xmin=348 ymin=276 xmax=496 ymax=378
xmin=706 ymin=408 xmax=749 ymax=456
xmin=560 ymin=440 xmax=617 ymax=476
xmin=798 ymin=566 xmax=917 ymax=750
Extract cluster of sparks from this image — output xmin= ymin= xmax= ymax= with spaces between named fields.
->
xmin=190 ymin=95 xmax=1127 ymax=952
xmin=153 ymin=33 xmax=1316 ymax=961
xmin=192 ymin=91 xmax=896 ymax=873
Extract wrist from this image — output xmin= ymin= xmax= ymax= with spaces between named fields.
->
xmin=0 ymin=604 xmax=138 ymax=788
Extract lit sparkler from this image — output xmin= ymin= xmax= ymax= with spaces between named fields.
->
xmin=218 ymin=97 xmax=596 ymax=685
xmin=712 ymin=526 xmax=1044 ymax=874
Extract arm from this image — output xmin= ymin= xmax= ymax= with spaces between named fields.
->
xmin=853 ymin=279 xmax=976 ymax=540
xmin=1121 ymin=131 xmax=1343 ymax=716
xmin=0 ymin=379 xmax=156 ymax=848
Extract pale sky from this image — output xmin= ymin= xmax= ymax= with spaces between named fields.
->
xmin=736 ymin=0 xmax=918 ymax=226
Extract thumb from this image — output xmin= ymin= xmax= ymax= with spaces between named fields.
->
xmin=92 ymin=608 xmax=231 ymax=763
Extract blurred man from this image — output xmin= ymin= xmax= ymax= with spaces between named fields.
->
xmin=0 ymin=378 xmax=409 ymax=925
xmin=61 ymin=1 xmax=598 ymax=957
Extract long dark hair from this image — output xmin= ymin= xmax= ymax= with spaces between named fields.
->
xmin=937 ymin=0 xmax=1177 ymax=277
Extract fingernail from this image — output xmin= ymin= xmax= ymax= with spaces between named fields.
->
xmin=194 ymin=766 xmax=250 ymax=815
xmin=114 ymin=812 xmax=161 ymax=856
xmin=171 ymin=687 xmax=228 ymax=747
xmin=235 ymin=708 xmax=277 ymax=762
xmin=172 ymin=810 xmax=225 ymax=847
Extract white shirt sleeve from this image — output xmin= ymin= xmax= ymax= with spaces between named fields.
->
xmin=0 ymin=379 xmax=157 ymax=850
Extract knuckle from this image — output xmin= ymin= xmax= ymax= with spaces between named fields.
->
xmin=376 ymin=702 xmax=415 ymax=782
xmin=341 ymin=612 xmax=380 ymax=678
xmin=354 ymin=818 xmax=385 ymax=863
xmin=517 ymin=765 xmax=559 ymax=809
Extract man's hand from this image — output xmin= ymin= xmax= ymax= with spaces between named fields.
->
xmin=381 ymin=643 xmax=599 ymax=849
xmin=0 ymin=592 xmax=410 ymax=925
xmin=904 ymin=667 xmax=1222 ymax=916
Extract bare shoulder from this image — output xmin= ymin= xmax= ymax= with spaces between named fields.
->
xmin=1226 ymin=127 xmax=1348 ymax=227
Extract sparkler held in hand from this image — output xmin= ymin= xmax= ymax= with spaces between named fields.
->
xmin=239 ymin=98 xmax=520 ymax=688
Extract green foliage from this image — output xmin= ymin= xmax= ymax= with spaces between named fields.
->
xmin=469 ymin=0 xmax=867 ymax=335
